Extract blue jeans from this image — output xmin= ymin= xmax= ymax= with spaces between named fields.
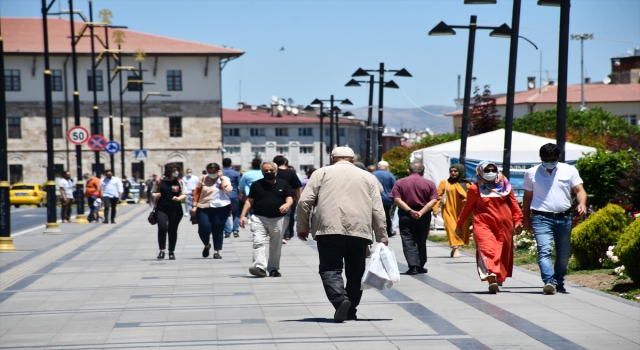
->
xmin=532 ymin=214 xmax=573 ymax=286
xmin=185 ymin=192 xmax=194 ymax=214
xmin=196 ymin=206 xmax=229 ymax=251
xmin=224 ymin=197 xmax=240 ymax=235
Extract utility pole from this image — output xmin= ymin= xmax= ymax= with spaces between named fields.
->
xmin=571 ymin=33 xmax=592 ymax=111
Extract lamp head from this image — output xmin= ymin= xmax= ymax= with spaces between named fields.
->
xmin=384 ymin=80 xmax=400 ymax=89
xmin=311 ymin=98 xmax=323 ymax=105
xmin=345 ymin=79 xmax=362 ymax=87
xmin=352 ymin=68 xmax=370 ymax=77
xmin=394 ymin=68 xmax=412 ymax=77
xmin=429 ymin=21 xmax=456 ymax=36
xmin=464 ymin=0 xmax=496 ymax=3
xmin=303 ymin=105 xmax=315 ymax=112
xmin=489 ymin=23 xmax=512 ymax=38
xmin=343 ymin=111 xmax=355 ymax=117
xmin=537 ymin=0 xmax=561 ymax=6
xmin=340 ymin=99 xmax=354 ymax=105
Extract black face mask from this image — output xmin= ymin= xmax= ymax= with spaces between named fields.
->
xmin=263 ymin=173 xmax=276 ymax=180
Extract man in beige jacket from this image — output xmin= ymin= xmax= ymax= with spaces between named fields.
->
xmin=297 ymin=147 xmax=388 ymax=323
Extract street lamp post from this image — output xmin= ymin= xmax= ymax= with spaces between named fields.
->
xmin=303 ymin=104 xmax=326 ymax=167
xmin=571 ymin=33 xmax=592 ymax=111
xmin=311 ymin=97 xmax=353 ymax=164
xmin=351 ymin=65 xmax=411 ymax=162
xmin=429 ymin=16 xmax=510 ymax=167
xmin=331 ymin=107 xmax=355 ymax=147
xmin=88 ymin=1 xmax=102 ymax=174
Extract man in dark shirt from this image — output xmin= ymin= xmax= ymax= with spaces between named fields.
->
xmin=372 ymin=161 xmax=397 ymax=238
xmin=273 ymin=155 xmax=302 ymax=241
xmin=390 ymin=162 xmax=439 ymax=275
xmin=222 ymin=158 xmax=241 ymax=238
xmin=240 ymin=161 xmax=293 ymax=278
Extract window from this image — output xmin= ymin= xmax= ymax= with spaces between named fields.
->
xmin=275 ymin=128 xmax=289 ymax=136
xmin=167 ymin=70 xmax=182 ymax=91
xmin=127 ymin=71 xmax=142 ymax=91
xmin=8 ymin=118 xmax=21 ymax=138
xmin=4 ymin=70 xmax=20 ymax=91
xmin=87 ymin=70 xmax=103 ymax=91
xmin=300 ymin=146 xmax=314 ymax=154
xmin=299 ymin=128 xmax=313 ymax=136
xmin=250 ymin=128 xmax=265 ymax=137
xmin=223 ymin=128 xmax=240 ymax=137
xmin=130 ymin=117 xmax=141 ymax=137
xmin=131 ymin=163 xmax=144 ymax=182
xmin=54 ymin=164 xmax=64 ymax=178
xmin=276 ymin=146 xmax=289 ymax=155
xmin=622 ymin=115 xmax=638 ymax=126
xmin=225 ymin=147 xmax=241 ymax=155
xmin=90 ymin=117 xmax=104 ymax=135
xmin=9 ymin=165 xmax=23 ymax=184
xmin=324 ymin=129 xmax=331 ymax=138
xmin=300 ymin=164 xmax=314 ymax=173
xmin=456 ymin=126 xmax=462 ymax=134
xmin=251 ymin=147 xmax=265 ymax=157
xmin=169 ymin=117 xmax=182 ymax=137
xmin=51 ymin=69 xmax=63 ymax=91
xmin=53 ymin=117 xmax=63 ymax=138
xmin=339 ymin=129 xmax=345 ymax=137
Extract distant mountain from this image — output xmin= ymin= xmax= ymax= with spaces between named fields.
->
xmin=347 ymin=105 xmax=456 ymax=134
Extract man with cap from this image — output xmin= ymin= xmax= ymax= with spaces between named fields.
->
xmin=372 ymin=160 xmax=397 ymax=237
xmin=297 ymin=147 xmax=387 ymax=323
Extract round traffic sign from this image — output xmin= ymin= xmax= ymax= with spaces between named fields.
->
xmin=66 ymin=126 xmax=90 ymax=145
xmin=88 ymin=134 xmax=107 ymax=151
xmin=104 ymin=140 xmax=121 ymax=155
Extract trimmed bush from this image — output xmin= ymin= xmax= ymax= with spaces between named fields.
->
xmin=571 ymin=204 xmax=630 ymax=269
xmin=616 ymin=218 xmax=640 ymax=283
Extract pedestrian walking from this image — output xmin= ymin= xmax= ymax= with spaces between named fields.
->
xmin=239 ymin=161 xmax=293 ymax=278
xmin=151 ymin=163 xmax=187 ymax=260
xmin=183 ymin=169 xmax=199 ymax=217
xmin=302 ymin=167 xmax=316 ymax=190
xmin=145 ymin=174 xmax=158 ymax=206
xmin=433 ymin=164 xmax=471 ymax=258
xmin=239 ymin=159 xmax=264 ymax=224
xmin=59 ymin=171 xmax=74 ymax=223
xmin=84 ymin=173 xmax=100 ymax=220
xmin=367 ymin=165 xmax=376 ymax=173
xmin=297 ymin=147 xmax=387 ymax=323
xmin=389 ymin=162 xmax=439 ymax=275
xmin=122 ymin=176 xmax=131 ymax=202
xmin=456 ymin=161 xmax=524 ymax=294
xmin=99 ymin=170 xmax=123 ymax=224
xmin=91 ymin=192 xmax=103 ymax=222
xmin=372 ymin=161 xmax=397 ymax=238
xmin=274 ymin=156 xmax=302 ymax=243
xmin=522 ymin=143 xmax=587 ymax=294
xmin=191 ymin=163 xmax=233 ymax=259
xmin=222 ymin=158 xmax=241 ymax=238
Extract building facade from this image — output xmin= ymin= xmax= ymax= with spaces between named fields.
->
xmin=4 ymin=17 xmax=243 ymax=183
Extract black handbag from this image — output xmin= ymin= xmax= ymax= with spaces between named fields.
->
xmin=148 ymin=209 xmax=157 ymax=225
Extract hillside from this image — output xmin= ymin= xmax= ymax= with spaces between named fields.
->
xmin=347 ymin=105 xmax=455 ymax=134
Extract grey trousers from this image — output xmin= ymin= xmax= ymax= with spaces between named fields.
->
xmin=251 ymin=215 xmax=286 ymax=272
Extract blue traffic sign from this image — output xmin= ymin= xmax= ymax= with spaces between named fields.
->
xmin=104 ymin=141 xmax=121 ymax=155
xmin=135 ymin=149 xmax=148 ymax=161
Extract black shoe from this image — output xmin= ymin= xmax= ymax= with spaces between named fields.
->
xmin=103 ymin=220 xmax=109 ymax=224
xmin=157 ymin=251 xmax=165 ymax=259
xmin=269 ymin=270 xmax=281 ymax=277
xmin=417 ymin=267 xmax=428 ymax=274
xmin=334 ymin=299 xmax=351 ymax=323
xmin=111 ymin=220 xmax=116 ymax=224
xmin=224 ymin=234 xmax=230 ymax=238
xmin=249 ymin=266 xmax=267 ymax=277
xmin=556 ymin=283 xmax=567 ymax=293
xmin=213 ymin=253 xmax=222 ymax=259
xmin=405 ymin=267 xmax=418 ymax=275
xmin=202 ymin=244 xmax=211 ymax=258
xmin=346 ymin=314 xmax=358 ymax=321
xmin=233 ymin=231 xmax=239 ymax=238
xmin=169 ymin=252 xmax=175 ymax=260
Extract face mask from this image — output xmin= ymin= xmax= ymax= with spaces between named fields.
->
xmin=482 ymin=172 xmax=497 ymax=181
xmin=542 ymin=161 xmax=558 ymax=170
xmin=263 ymin=173 xmax=276 ymax=180
xmin=208 ymin=173 xmax=218 ymax=179
xmin=172 ymin=171 xmax=179 ymax=178
xmin=186 ymin=173 xmax=192 ymax=177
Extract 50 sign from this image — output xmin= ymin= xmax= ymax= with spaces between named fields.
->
xmin=66 ymin=126 xmax=90 ymax=145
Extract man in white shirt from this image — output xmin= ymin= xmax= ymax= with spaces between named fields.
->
xmin=183 ymin=168 xmax=199 ymax=217
xmin=100 ymin=169 xmax=124 ymax=224
xmin=523 ymin=143 xmax=587 ymax=295
xmin=59 ymin=171 xmax=75 ymax=223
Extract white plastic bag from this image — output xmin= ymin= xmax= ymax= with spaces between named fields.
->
xmin=379 ymin=244 xmax=400 ymax=283
xmin=361 ymin=244 xmax=396 ymax=290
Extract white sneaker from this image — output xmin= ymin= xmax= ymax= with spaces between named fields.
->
xmin=184 ymin=214 xmax=190 ymax=217
xmin=543 ymin=283 xmax=556 ymax=295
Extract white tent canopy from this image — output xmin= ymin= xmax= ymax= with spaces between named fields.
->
xmin=410 ymin=129 xmax=597 ymax=184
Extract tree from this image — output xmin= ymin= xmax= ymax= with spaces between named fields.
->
xmin=574 ymin=149 xmax=634 ymax=210
xmin=382 ymin=133 xmax=461 ymax=180
xmin=469 ymin=81 xmax=500 ymax=136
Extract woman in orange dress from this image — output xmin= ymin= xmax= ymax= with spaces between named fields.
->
xmin=456 ymin=161 xmax=523 ymax=293
xmin=433 ymin=164 xmax=470 ymax=258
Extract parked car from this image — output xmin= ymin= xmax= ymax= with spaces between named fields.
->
xmin=127 ymin=182 xmax=140 ymax=204
xmin=10 ymin=183 xmax=48 ymax=207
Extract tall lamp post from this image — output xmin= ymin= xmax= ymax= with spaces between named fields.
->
xmin=310 ymin=96 xmax=353 ymax=164
xmin=538 ymin=0 xmax=571 ymax=162
xmin=351 ymin=64 xmax=411 ymax=162
xmin=571 ymin=33 xmax=592 ymax=111
xmin=330 ymin=107 xmax=354 ymax=147
xmin=428 ymin=16 xmax=510 ymax=167
xmin=303 ymin=104 xmax=327 ymax=167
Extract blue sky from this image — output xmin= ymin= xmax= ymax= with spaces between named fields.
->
xmin=2 ymin=0 xmax=639 ymax=110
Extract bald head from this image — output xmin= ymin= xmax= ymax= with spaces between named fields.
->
xmin=408 ymin=162 xmax=425 ymax=174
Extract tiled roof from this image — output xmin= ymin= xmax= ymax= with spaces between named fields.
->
xmin=222 ymin=109 xmax=361 ymax=125
xmin=2 ymin=17 xmax=244 ymax=57
xmin=445 ymin=83 xmax=640 ymax=116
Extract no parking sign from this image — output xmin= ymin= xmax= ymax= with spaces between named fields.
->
xmin=88 ymin=134 xmax=107 ymax=151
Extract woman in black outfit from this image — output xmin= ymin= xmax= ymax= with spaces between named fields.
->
xmin=152 ymin=163 xmax=187 ymax=260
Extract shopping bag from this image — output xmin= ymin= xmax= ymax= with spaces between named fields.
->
xmin=361 ymin=244 xmax=393 ymax=290
xmin=147 ymin=209 xmax=157 ymax=225
xmin=379 ymin=244 xmax=400 ymax=283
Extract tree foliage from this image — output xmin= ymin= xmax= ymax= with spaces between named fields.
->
xmin=383 ymin=133 xmax=461 ymax=180
xmin=575 ymin=149 xmax=635 ymax=210
xmin=470 ymin=82 xmax=500 ymax=136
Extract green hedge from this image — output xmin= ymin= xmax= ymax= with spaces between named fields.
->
xmin=571 ymin=204 xmax=630 ymax=269
xmin=616 ymin=218 xmax=640 ymax=282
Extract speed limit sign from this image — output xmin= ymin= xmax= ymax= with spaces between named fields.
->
xmin=66 ymin=126 xmax=90 ymax=145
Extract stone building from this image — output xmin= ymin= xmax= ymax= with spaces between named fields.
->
xmin=3 ymin=17 xmax=243 ymax=183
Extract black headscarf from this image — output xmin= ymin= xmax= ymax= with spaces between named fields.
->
xmin=448 ymin=163 xmax=470 ymax=192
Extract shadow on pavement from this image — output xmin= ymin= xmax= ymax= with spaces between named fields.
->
xmin=282 ymin=318 xmax=393 ymax=323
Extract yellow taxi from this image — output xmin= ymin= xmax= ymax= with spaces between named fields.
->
xmin=10 ymin=183 xmax=48 ymax=208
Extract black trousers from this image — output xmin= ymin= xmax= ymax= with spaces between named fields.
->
xmin=60 ymin=198 xmax=73 ymax=221
xmin=283 ymin=203 xmax=297 ymax=239
xmin=383 ymin=203 xmax=394 ymax=237
xmin=398 ymin=208 xmax=432 ymax=268
xmin=157 ymin=207 xmax=183 ymax=251
xmin=317 ymin=235 xmax=368 ymax=317
xmin=103 ymin=197 xmax=119 ymax=222
xmin=87 ymin=196 xmax=95 ymax=221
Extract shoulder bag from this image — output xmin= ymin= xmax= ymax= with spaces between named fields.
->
xmin=438 ymin=181 xmax=449 ymax=216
